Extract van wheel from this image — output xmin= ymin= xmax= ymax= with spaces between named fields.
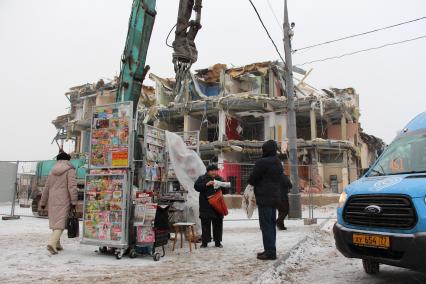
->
xmin=362 ymin=259 xmax=380 ymax=274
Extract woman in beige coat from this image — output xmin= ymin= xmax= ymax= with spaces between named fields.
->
xmin=40 ymin=151 xmax=78 ymax=255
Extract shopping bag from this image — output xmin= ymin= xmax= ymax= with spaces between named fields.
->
xmin=67 ymin=207 xmax=79 ymax=238
xmin=242 ymin=185 xmax=256 ymax=219
xmin=208 ymin=190 xmax=228 ymax=216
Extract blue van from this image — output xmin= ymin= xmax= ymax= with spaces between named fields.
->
xmin=334 ymin=112 xmax=426 ymax=274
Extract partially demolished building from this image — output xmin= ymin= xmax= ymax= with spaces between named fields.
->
xmin=53 ymin=61 xmax=384 ymax=194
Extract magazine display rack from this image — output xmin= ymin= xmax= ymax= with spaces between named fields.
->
xmin=81 ymin=173 xmax=129 ymax=256
xmin=82 ymin=102 xmax=134 ymax=259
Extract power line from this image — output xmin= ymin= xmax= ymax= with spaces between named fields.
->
xmin=295 ymin=35 xmax=426 ymax=66
xmin=266 ymin=0 xmax=283 ymax=32
xmin=248 ymin=0 xmax=285 ymax=63
xmin=293 ymin=16 xmax=426 ymax=53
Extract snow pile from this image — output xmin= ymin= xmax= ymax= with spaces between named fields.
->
xmin=256 ymin=218 xmax=426 ymax=283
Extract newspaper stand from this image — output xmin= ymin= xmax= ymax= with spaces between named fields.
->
xmin=81 ymin=102 xmax=134 ymax=259
xmin=126 ymin=125 xmax=168 ymax=260
xmin=82 ymin=113 xmax=197 ymax=260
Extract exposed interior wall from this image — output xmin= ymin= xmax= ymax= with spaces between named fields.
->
xmin=327 ymin=122 xmax=359 ymax=142
xmin=275 ymin=114 xmax=287 ymax=142
xmin=239 ymin=118 xmax=264 ymax=141
xmin=327 ymin=124 xmax=342 ymax=140
xmin=297 ymin=127 xmax=311 ymax=141
xmin=360 ymin=142 xmax=370 ymax=169
xmin=322 ymin=163 xmax=346 ymax=193
xmin=155 ymin=82 xmax=171 ymax=106
xmin=82 ymin=97 xmax=96 ymax=121
xmin=264 ymin=113 xmax=275 ymax=140
xmin=75 ymin=103 xmax=83 ymax=121
xmin=346 ymin=122 xmax=359 ymax=143
xmin=184 ymin=115 xmax=202 ymax=132
xmin=226 ymin=117 xmax=240 ymax=140
xmin=96 ymin=90 xmax=116 ymax=106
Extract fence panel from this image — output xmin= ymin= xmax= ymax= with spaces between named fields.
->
xmin=0 ymin=161 xmax=40 ymax=218
xmin=1 ymin=159 xmax=362 ymax=221
xmin=217 ymin=162 xmax=359 ymax=221
xmin=303 ymin=164 xmax=360 ymax=221
xmin=0 ymin=161 xmax=18 ymax=216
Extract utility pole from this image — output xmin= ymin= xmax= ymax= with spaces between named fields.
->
xmin=283 ymin=0 xmax=301 ymax=218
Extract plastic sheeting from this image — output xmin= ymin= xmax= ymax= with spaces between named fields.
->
xmin=242 ymin=184 xmax=256 ymax=219
xmin=165 ymin=131 xmax=206 ymax=234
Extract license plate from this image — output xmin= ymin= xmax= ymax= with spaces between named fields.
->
xmin=352 ymin=234 xmax=390 ymax=249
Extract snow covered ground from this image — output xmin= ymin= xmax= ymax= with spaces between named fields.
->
xmin=257 ymin=219 xmax=426 ymax=284
xmin=0 ymin=208 xmax=331 ymax=284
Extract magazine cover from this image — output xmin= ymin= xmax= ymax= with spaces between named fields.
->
xmin=83 ymin=174 xmax=127 ymax=244
xmin=89 ymin=102 xmax=132 ymax=168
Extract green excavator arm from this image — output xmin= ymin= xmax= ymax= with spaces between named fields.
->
xmin=116 ymin=0 xmax=203 ymax=111
xmin=116 ymin=0 xmax=157 ymax=113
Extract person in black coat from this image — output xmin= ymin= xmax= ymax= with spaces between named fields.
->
xmin=194 ymin=164 xmax=226 ymax=248
xmin=277 ymin=173 xmax=292 ymax=230
xmin=248 ymin=140 xmax=285 ymax=260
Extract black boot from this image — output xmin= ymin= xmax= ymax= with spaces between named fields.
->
xmin=201 ymin=242 xmax=208 ymax=248
xmin=215 ymin=242 xmax=223 ymax=248
xmin=277 ymin=223 xmax=287 ymax=230
xmin=257 ymin=254 xmax=277 ymax=260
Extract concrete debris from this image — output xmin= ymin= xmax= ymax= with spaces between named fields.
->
xmin=53 ymin=60 xmax=385 ymax=194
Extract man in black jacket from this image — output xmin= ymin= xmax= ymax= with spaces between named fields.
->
xmin=194 ymin=164 xmax=226 ymax=248
xmin=277 ymin=173 xmax=292 ymax=230
xmin=248 ymin=140 xmax=285 ymax=260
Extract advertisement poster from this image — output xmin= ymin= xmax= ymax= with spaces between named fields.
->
xmin=90 ymin=102 xmax=132 ymax=168
xmin=83 ymin=174 xmax=127 ymax=244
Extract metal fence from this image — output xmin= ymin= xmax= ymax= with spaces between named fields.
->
xmin=217 ymin=162 xmax=361 ymax=221
xmin=0 ymin=161 xmax=39 ymax=218
xmin=1 ymin=159 xmax=361 ymax=222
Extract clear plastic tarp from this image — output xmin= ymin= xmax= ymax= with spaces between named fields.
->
xmin=165 ymin=131 xmax=206 ymax=234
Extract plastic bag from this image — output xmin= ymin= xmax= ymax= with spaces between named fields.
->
xmin=208 ymin=190 xmax=229 ymax=216
xmin=242 ymin=185 xmax=256 ymax=219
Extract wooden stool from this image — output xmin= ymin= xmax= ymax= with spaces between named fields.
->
xmin=172 ymin=222 xmax=197 ymax=252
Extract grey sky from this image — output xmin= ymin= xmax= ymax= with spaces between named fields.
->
xmin=1 ymin=0 xmax=425 ymax=161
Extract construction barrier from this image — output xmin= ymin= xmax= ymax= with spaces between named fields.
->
xmin=0 ymin=160 xmax=362 ymax=223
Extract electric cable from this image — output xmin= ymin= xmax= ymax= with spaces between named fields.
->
xmin=293 ymin=16 xmax=426 ymax=53
xmin=266 ymin=0 xmax=283 ymax=32
xmin=166 ymin=23 xmax=177 ymax=48
xmin=295 ymin=35 xmax=426 ymax=66
xmin=248 ymin=0 xmax=285 ymax=63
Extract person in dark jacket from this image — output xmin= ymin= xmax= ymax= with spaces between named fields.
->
xmin=248 ymin=140 xmax=285 ymax=260
xmin=194 ymin=164 xmax=226 ymax=248
xmin=277 ymin=173 xmax=292 ymax=230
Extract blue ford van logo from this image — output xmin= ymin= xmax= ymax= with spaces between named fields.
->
xmin=364 ymin=205 xmax=382 ymax=215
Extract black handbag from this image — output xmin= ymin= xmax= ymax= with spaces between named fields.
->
xmin=67 ymin=207 xmax=79 ymax=238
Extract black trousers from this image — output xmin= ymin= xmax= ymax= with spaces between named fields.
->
xmin=258 ymin=205 xmax=277 ymax=257
xmin=277 ymin=199 xmax=289 ymax=226
xmin=200 ymin=217 xmax=223 ymax=244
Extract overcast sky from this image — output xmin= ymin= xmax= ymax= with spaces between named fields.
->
xmin=1 ymin=0 xmax=426 ymax=161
